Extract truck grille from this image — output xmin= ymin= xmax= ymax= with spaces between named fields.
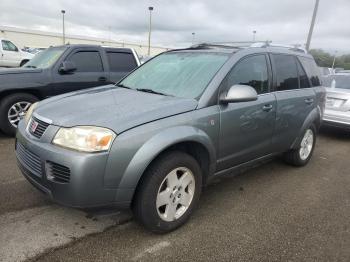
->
xmin=46 ymin=161 xmax=71 ymax=183
xmin=29 ymin=117 xmax=50 ymax=139
xmin=16 ymin=142 xmax=42 ymax=176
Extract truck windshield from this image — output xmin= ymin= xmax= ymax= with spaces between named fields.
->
xmin=119 ymin=52 xmax=230 ymax=99
xmin=24 ymin=47 xmax=67 ymax=69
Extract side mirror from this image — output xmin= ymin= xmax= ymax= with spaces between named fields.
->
xmin=59 ymin=61 xmax=77 ymax=74
xmin=220 ymin=84 xmax=258 ymax=103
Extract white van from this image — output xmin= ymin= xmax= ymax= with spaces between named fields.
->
xmin=0 ymin=39 xmax=34 ymax=67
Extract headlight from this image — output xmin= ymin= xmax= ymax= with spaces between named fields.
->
xmin=24 ymin=102 xmax=38 ymax=124
xmin=52 ymin=126 xmax=116 ymax=152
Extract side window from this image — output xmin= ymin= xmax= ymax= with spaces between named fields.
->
xmin=2 ymin=40 xmax=18 ymax=51
xmin=272 ymin=54 xmax=299 ymax=91
xmin=297 ymin=60 xmax=311 ymax=89
xmin=68 ymin=51 xmax=103 ymax=72
xmin=298 ymin=57 xmax=321 ymax=87
xmin=223 ymin=55 xmax=269 ymax=94
xmin=107 ymin=52 xmax=137 ymax=72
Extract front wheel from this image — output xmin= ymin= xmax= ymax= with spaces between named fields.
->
xmin=0 ymin=93 xmax=38 ymax=136
xmin=133 ymin=151 xmax=202 ymax=233
xmin=283 ymin=125 xmax=316 ymax=166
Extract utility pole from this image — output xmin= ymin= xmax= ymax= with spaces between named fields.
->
xmin=61 ymin=10 xmax=66 ymax=45
xmin=148 ymin=6 xmax=154 ymax=56
xmin=306 ymin=0 xmax=320 ymax=51
xmin=192 ymin=32 xmax=195 ymax=45
xmin=252 ymin=30 xmax=257 ymax=42
xmin=332 ymin=51 xmax=337 ymax=69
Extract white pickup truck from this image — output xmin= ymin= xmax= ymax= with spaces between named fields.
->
xmin=0 ymin=39 xmax=34 ymax=67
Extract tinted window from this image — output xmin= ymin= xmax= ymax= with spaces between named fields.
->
xmin=107 ymin=52 xmax=137 ymax=72
xmin=2 ymin=40 xmax=18 ymax=51
xmin=68 ymin=51 xmax=103 ymax=72
xmin=272 ymin=54 xmax=299 ymax=91
xmin=297 ymin=60 xmax=310 ymax=89
xmin=298 ymin=57 xmax=321 ymax=87
xmin=223 ymin=55 xmax=269 ymax=94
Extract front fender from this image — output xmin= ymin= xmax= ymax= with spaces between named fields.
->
xmin=118 ymin=125 xmax=216 ymax=189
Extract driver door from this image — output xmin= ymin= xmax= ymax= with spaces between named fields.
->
xmin=217 ymin=54 xmax=276 ymax=171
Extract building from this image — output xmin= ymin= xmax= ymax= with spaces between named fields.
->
xmin=0 ymin=25 xmax=169 ymax=56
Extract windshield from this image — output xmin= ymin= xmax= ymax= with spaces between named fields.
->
xmin=323 ymin=75 xmax=350 ymax=89
xmin=24 ymin=47 xmax=67 ymax=69
xmin=119 ymin=52 xmax=230 ymax=99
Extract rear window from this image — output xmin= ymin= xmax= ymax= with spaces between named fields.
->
xmin=107 ymin=52 xmax=137 ymax=72
xmin=298 ymin=57 xmax=321 ymax=87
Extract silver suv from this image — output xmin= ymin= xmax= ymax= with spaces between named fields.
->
xmin=16 ymin=43 xmax=326 ymax=233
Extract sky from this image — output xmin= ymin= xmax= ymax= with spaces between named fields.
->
xmin=1 ymin=0 xmax=349 ymax=53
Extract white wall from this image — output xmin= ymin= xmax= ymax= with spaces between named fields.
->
xmin=0 ymin=26 xmax=169 ymax=56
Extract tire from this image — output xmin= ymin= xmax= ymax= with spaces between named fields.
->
xmin=133 ymin=151 xmax=202 ymax=233
xmin=0 ymin=93 xmax=38 ymax=136
xmin=283 ymin=124 xmax=316 ymax=166
xmin=20 ymin=60 xmax=29 ymax=67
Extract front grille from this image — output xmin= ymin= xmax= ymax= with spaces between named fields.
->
xmin=46 ymin=161 xmax=71 ymax=183
xmin=29 ymin=117 xmax=50 ymax=139
xmin=16 ymin=142 xmax=42 ymax=176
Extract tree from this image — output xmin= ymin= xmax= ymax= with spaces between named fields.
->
xmin=309 ymin=49 xmax=350 ymax=70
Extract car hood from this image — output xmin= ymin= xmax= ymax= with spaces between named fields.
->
xmin=0 ymin=67 xmax=42 ymax=75
xmin=0 ymin=68 xmax=44 ymax=89
xmin=35 ymin=85 xmax=198 ymax=134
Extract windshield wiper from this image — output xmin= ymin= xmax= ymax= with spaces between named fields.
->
xmin=25 ymin=65 xmax=37 ymax=68
xmin=116 ymin=83 xmax=132 ymax=89
xmin=136 ymin=88 xmax=172 ymax=96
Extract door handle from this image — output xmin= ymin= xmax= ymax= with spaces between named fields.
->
xmin=262 ymin=104 xmax=273 ymax=112
xmin=304 ymin=98 xmax=314 ymax=105
xmin=98 ymin=76 xmax=107 ymax=82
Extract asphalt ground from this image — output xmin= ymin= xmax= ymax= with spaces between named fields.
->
xmin=0 ymin=128 xmax=349 ymax=262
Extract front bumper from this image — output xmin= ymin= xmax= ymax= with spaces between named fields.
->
xmin=323 ymin=108 xmax=350 ymax=130
xmin=15 ymin=120 xmax=130 ymax=209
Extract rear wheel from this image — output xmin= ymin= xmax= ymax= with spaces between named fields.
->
xmin=0 ymin=93 xmax=38 ymax=136
xmin=133 ymin=151 xmax=202 ymax=233
xmin=283 ymin=125 xmax=316 ymax=166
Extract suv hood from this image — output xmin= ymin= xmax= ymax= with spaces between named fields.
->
xmin=0 ymin=68 xmax=44 ymax=89
xmin=35 ymin=85 xmax=198 ymax=134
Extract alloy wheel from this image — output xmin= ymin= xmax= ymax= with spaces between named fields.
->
xmin=156 ymin=167 xmax=195 ymax=222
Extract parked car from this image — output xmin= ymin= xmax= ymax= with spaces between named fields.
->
xmin=322 ymin=74 xmax=350 ymax=129
xmin=16 ymin=43 xmax=325 ymax=233
xmin=319 ymin=66 xmax=334 ymax=76
xmin=0 ymin=39 xmax=34 ymax=67
xmin=0 ymin=44 xmax=140 ymax=135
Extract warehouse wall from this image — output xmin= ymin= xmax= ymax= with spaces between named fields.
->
xmin=0 ymin=26 xmax=169 ymax=56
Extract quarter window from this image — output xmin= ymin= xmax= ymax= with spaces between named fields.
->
xmin=223 ymin=55 xmax=269 ymax=94
xmin=272 ymin=54 xmax=299 ymax=91
xmin=298 ymin=57 xmax=321 ymax=87
xmin=297 ymin=61 xmax=310 ymax=89
xmin=68 ymin=51 xmax=103 ymax=72
xmin=107 ymin=52 xmax=137 ymax=72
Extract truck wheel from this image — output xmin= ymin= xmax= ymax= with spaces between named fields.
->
xmin=283 ymin=125 xmax=316 ymax=166
xmin=20 ymin=60 xmax=29 ymax=67
xmin=0 ymin=93 xmax=38 ymax=136
xmin=133 ymin=151 xmax=202 ymax=233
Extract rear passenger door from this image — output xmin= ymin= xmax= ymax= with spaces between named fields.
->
xmin=52 ymin=48 xmax=108 ymax=95
xmin=218 ymin=54 xmax=276 ymax=170
xmin=106 ymin=51 xmax=138 ymax=83
xmin=270 ymin=54 xmax=316 ymax=152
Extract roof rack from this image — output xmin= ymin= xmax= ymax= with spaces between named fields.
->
xmin=189 ymin=41 xmax=307 ymax=53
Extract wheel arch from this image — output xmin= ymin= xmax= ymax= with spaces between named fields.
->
xmin=290 ymin=107 xmax=320 ymax=149
xmin=117 ymin=126 xmax=216 ymax=202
